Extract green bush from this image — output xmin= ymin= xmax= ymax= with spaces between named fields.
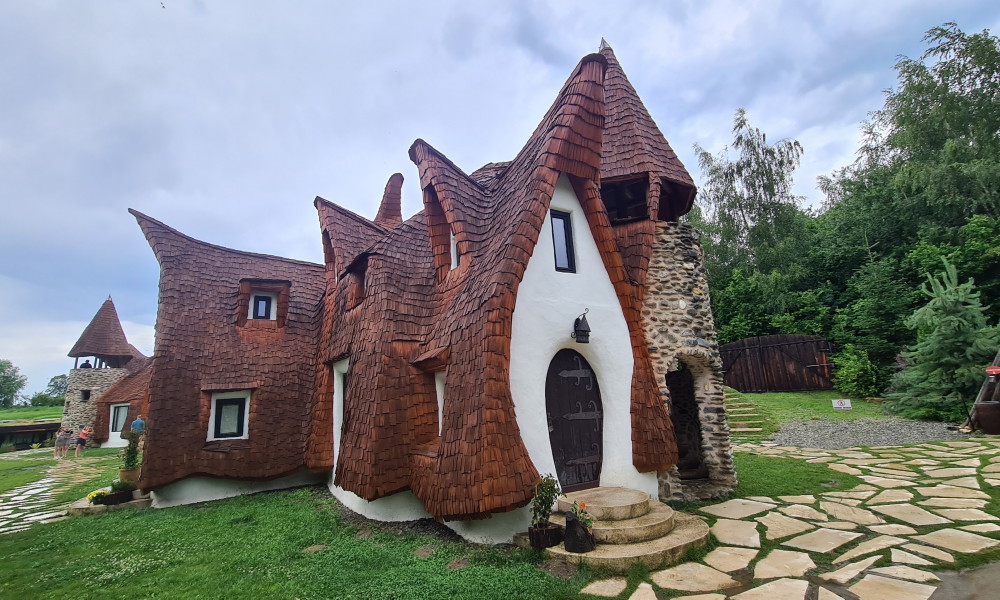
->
xmin=832 ymin=345 xmax=883 ymax=398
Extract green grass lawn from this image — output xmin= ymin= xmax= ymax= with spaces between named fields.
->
xmin=52 ymin=448 xmax=128 ymax=504
xmin=0 ymin=456 xmax=52 ymax=495
xmin=0 ymin=487 xmax=588 ymax=600
xmin=0 ymin=406 xmax=63 ymax=422
xmin=727 ymin=389 xmax=889 ymax=443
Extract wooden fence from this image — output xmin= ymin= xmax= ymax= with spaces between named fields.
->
xmin=720 ymin=334 xmax=834 ymax=393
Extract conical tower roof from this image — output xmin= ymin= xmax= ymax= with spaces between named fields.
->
xmin=599 ymin=45 xmax=695 ymax=188
xmin=68 ymin=297 xmax=135 ymax=361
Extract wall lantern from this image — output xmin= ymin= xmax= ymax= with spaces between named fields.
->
xmin=572 ymin=308 xmax=591 ymax=344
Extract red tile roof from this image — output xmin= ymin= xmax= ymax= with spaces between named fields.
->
xmin=68 ymin=297 xmax=135 ymax=361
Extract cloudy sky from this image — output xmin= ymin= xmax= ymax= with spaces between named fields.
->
xmin=2 ymin=1 xmax=998 ymax=395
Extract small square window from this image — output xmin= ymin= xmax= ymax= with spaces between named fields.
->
xmin=249 ymin=293 xmax=277 ymax=320
xmin=208 ymin=391 xmax=250 ymax=441
xmin=550 ymin=210 xmax=576 ymax=273
xmin=81 ymin=390 xmax=91 ymax=401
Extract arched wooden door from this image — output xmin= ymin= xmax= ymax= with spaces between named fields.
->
xmin=545 ymin=349 xmax=603 ymax=491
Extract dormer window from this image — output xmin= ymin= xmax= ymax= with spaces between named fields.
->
xmin=601 ymin=177 xmax=650 ymax=223
xmin=237 ymin=280 xmax=291 ymax=327
xmin=249 ymin=293 xmax=276 ymax=320
xmin=345 ymin=256 xmax=367 ymax=310
xmin=550 ymin=209 xmax=576 ymax=273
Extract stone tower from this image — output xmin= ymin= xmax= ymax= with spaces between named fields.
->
xmin=63 ymin=297 xmax=140 ymax=445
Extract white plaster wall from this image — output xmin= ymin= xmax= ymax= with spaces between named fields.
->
xmin=328 ymin=484 xmax=432 ymax=522
xmin=151 ymin=471 xmax=324 ymax=508
xmin=509 ymin=175 xmax=658 ymax=498
xmin=101 ymin=403 xmax=130 ymax=448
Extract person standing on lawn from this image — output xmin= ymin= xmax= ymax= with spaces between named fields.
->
xmin=75 ymin=425 xmax=92 ymax=457
xmin=53 ymin=427 xmax=71 ymax=460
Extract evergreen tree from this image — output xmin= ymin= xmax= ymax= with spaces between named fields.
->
xmin=886 ymin=260 xmax=1000 ymax=421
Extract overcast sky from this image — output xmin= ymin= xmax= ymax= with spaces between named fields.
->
xmin=2 ymin=1 xmax=998 ymax=396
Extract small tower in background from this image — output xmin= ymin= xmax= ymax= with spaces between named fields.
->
xmin=63 ymin=297 xmax=142 ymax=445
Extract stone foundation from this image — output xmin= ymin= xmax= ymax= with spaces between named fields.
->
xmin=62 ymin=367 xmax=127 ymax=446
xmin=642 ymin=222 xmax=736 ymax=502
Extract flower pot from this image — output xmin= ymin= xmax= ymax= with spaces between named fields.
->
xmin=975 ymin=402 xmax=1000 ymax=435
xmin=119 ymin=468 xmax=141 ymax=482
xmin=98 ymin=490 xmax=135 ymax=506
xmin=528 ymin=523 xmax=564 ymax=549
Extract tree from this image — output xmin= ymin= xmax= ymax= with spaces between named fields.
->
xmin=692 ymin=108 xmax=807 ymax=282
xmin=28 ymin=392 xmax=64 ymax=407
xmin=885 ymin=260 xmax=1000 ymax=421
xmin=45 ymin=374 xmax=68 ymax=398
xmin=0 ymin=359 xmax=28 ymax=409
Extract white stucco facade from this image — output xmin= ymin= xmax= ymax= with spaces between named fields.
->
xmin=151 ymin=471 xmax=324 ymax=508
xmin=509 ymin=175 xmax=658 ymax=499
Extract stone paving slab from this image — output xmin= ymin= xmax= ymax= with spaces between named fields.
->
xmin=702 ymin=546 xmax=757 ymax=573
xmin=710 ymin=519 xmax=760 ymax=548
xmin=869 ymin=503 xmax=951 ymax=526
xmin=756 ymin=512 xmax=814 ymax=540
xmin=817 ymin=555 xmax=880 ymax=585
xmin=901 ymin=543 xmax=954 ymax=562
xmin=700 ymin=499 xmax=776 ymax=519
xmin=752 ymin=549 xmax=815 ymax=579
xmin=869 ymin=565 xmax=939 ymax=583
xmin=649 ymin=563 xmax=740 ymax=593
xmin=833 ymin=534 xmax=905 ymax=563
xmin=581 ymin=578 xmax=628 ymax=597
xmin=848 ymin=574 xmax=936 ymax=600
xmin=781 ymin=528 xmax=862 ymax=553
xmin=730 ymin=578 xmax=809 ymax=600
xmin=818 ymin=501 xmax=884 ymax=525
xmin=910 ymin=528 xmax=1000 ymax=553
xmin=777 ymin=504 xmax=827 ymax=521
xmin=890 ymin=548 xmax=933 ymax=565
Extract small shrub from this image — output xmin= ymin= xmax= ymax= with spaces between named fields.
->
xmin=570 ymin=501 xmax=592 ymax=528
xmin=110 ymin=478 xmax=136 ymax=493
xmin=531 ymin=474 xmax=561 ymax=526
xmin=120 ymin=430 xmax=141 ymax=470
xmin=832 ymin=345 xmax=882 ymax=398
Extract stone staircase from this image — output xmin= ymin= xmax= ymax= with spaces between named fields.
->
xmin=544 ymin=487 xmax=709 ymax=573
xmin=724 ymin=392 xmax=764 ymax=437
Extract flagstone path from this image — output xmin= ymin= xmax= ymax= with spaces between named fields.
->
xmin=581 ymin=439 xmax=1000 ymax=599
xmin=0 ymin=450 xmax=108 ymax=534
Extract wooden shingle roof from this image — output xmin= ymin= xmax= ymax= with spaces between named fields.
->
xmin=130 ymin=209 xmax=326 ymax=490
xmin=316 ymin=50 xmax=680 ymax=521
xmin=68 ymin=297 xmax=134 ymax=361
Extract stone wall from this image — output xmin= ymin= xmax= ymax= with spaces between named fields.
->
xmin=642 ymin=222 xmax=737 ymax=502
xmin=63 ymin=367 xmax=127 ymax=447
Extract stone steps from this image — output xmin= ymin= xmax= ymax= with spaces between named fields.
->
xmin=544 ymin=487 xmax=709 ymax=573
xmin=550 ymin=502 xmax=676 ymax=544
xmin=547 ymin=513 xmax=709 ymax=572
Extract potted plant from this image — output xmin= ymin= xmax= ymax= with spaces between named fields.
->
xmin=564 ymin=500 xmax=596 ymax=553
xmin=87 ymin=489 xmax=109 ymax=505
xmin=528 ymin=474 xmax=563 ymax=549
xmin=100 ymin=479 xmax=137 ymax=506
xmin=119 ymin=430 xmax=141 ymax=482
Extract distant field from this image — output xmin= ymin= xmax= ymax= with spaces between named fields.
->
xmin=0 ymin=406 xmax=63 ymax=422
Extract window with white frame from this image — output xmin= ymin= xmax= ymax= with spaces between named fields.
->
xmin=249 ymin=292 xmax=277 ymax=320
xmin=208 ymin=390 xmax=251 ymax=440
xmin=110 ymin=404 xmax=130 ymax=433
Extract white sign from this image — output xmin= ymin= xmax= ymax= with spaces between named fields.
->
xmin=832 ymin=398 xmax=853 ymax=410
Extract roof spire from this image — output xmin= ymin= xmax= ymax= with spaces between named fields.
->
xmin=599 ymin=37 xmax=612 ymax=51
xmin=374 ymin=173 xmax=404 ymax=230
xmin=68 ymin=297 xmax=135 ymax=365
